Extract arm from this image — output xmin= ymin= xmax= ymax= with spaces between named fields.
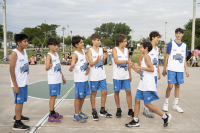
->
xmin=62 ymin=73 xmax=66 ymax=85
xmin=10 ymin=52 xmax=19 ymax=94
xmin=162 ymin=54 xmax=169 ymax=76
xmin=112 ymin=48 xmax=127 ymax=65
xmin=45 ymin=54 xmax=52 ymax=71
xmin=128 ymin=51 xmax=132 ymax=82
xmin=88 ymin=49 xmax=101 ymax=67
xmin=184 ymin=59 xmax=189 ymax=77
xmin=69 ymin=53 xmax=77 ymax=72
xmin=157 ymin=62 xmax=161 ymax=80
xmin=135 ymin=55 xmax=154 ymax=72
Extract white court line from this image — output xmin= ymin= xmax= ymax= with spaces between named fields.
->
xmin=29 ymin=84 xmax=75 ymax=133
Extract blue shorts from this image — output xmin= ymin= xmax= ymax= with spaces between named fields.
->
xmin=90 ymin=79 xmax=107 ymax=91
xmin=49 ymin=83 xmax=61 ymax=96
xmin=135 ymin=89 xmax=159 ymax=104
xmin=75 ymin=81 xmax=90 ymax=98
xmin=154 ymin=76 xmax=157 ymax=88
xmin=13 ymin=85 xmax=28 ymax=104
xmin=113 ymin=79 xmax=131 ymax=92
xmin=168 ymin=70 xmax=184 ymax=84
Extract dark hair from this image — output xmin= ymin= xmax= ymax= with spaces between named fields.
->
xmin=175 ymin=28 xmax=184 ymax=34
xmin=149 ymin=31 xmax=161 ymax=41
xmin=62 ymin=54 xmax=65 ymax=57
xmin=116 ymin=34 xmax=126 ymax=46
xmin=141 ymin=42 xmax=152 ymax=52
xmin=47 ymin=37 xmax=59 ymax=45
xmin=159 ymin=49 xmax=163 ymax=53
xmin=14 ymin=34 xmax=28 ymax=45
xmin=91 ymin=34 xmax=101 ymax=41
xmin=72 ymin=36 xmax=83 ymax=48
xmin=32 ymin=55 xmax=34 ymax=57
xmin=68 ymin=52 xmax=71 ymax=55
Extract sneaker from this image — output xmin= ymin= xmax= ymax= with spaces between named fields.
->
xmin=54 ymin=112 xmax=63 ymax=119
xmin=99 ymin=109 xmax=112 ymax=118
xmin=172 ymin=103 xmax=184 ymax=113
xmin=116 ymin=109 xmax=122 ymax=118
xmin=12 ymin=122 xmax=30 ymax=131
xmin=73 ymin=114 xmax=86 ymax=123
xmin=92 ymin=110 xmax=99 ymax=121
xmin=162 ymin=114 xmax=172 ymax=127
xmin=48 ymin=115 xmax=61 ymax=123
xmin=13 ymin=115 xmax=29 ymax=123
xmin=162 ymin=103 xmax=168 ymax=112
xmin=143 ymin=109 xmax=154 ymax=118
xmin=127 ymin=111 xmax=134 ymax=118
xmin=79 ymin=111 xmax=88 ymax=119
xmin=125 ymin=119 xmax=140 ymax=127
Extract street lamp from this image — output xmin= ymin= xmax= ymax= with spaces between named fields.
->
xmin=70 ymin=31 xmax=72 ymax=51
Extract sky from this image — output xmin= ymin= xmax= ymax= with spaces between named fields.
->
xmin=0 ymin=0 xmax=200 ymax=43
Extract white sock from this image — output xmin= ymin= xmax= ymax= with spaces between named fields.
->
xmin=133 ymin=117 xmax=138 ymax=122
xmin=162 ymin=114 xmax=167 ymax=119
xmin=175 ymin=98 xmax=178 ymax=105
xmin=165 ymin=98 xmax=169 ymax=104
xmin=144 ymin=105 xmax=149 ymax=111
xmin=75 ymin=114 xmax=78 ymax=116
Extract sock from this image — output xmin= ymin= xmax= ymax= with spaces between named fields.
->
xmin=117 ymin=108 xmax=121 ymax=111
xmin=75 ymin=114 xmax=78 ymax=116
xmin=15 ymin=120 xmax=21 ymax=124
xmin=165 ymin=98 xmax=169 ymax=104
xmin=144 ymin=105 xmax=149 ymax=111
xmin=100 ymin=107 xmax=105 ymax=113
xmin=50 ymin=110 xmax=55 ymax=116
xmin=133 ymin=117 xmax=138 ymax=122
xmin=175 ymin=98 xmax=178 ymax=106
xmin=128 ymin=109 xmax=133 ymax=113
xmin=162 ymin=113 xmax=167 ymax=119
xmin=92 ymin=108 xmax=96 ymax=113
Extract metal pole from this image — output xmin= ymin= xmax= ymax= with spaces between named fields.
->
xmin=67 ymin=25 xmax=69 ymax=37
xmin=3 ymin=0 xmax=7 ymax=55
xmin=45 ymin=20 xmax=46 ymax=24
xmin=70 ymin=31 xmax=72 ymax=51
xmin=165 ymin=22 xmax=167 ymax=51
xmin=131 ymin=29 xmax=133 ymax=47
xmin=191 ymin=0 xmax=196 ymax=51
xmin=62 ymin=27 xmax=66 ymax=53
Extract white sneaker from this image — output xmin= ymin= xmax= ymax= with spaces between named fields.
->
xmin=162 ymin=103 xmax=168 ymax=112
xmin=172 ymin=104 xmax=184 ymax=113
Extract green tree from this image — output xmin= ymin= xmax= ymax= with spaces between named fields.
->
xmin=83 ymin=36 xmax=92 ymax=45
xmin=7 ymin=31 xmax=13 ymax=38
xmin=64 ymin=36 xmax=72 ymax=45
xmin=182 ymin=30 xmax=200 ymax=49
xmin=0 ymin=24 xmax=3 ymax=39
xmin=184 ymin=18 xmax=200 ymax=38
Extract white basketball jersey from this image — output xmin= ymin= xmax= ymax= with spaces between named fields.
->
xmin=113 ymin=47 xmax=129 ymax=80
xmin=167 ymin=41 xmax=186 ymax=72
xmin=89 ymin=47 xmax=106 ymax=81
xmin=148 ymin=46 xmax=158 ymax=77
xmin=10 ymin=49 xmax=29 ymax=87
xmin=47 ymin=52 xmax=62 ymax=84
xmin=74 ymin=49 xmax=88 ymax=82
xmin=137 ymin=56 xmax=156 ymax=91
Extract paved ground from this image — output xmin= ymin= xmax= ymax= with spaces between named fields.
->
xmin=0 ymin=64 xmax=200 ymax=133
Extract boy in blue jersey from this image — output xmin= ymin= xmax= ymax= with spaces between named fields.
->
xmin=162 ymin=28 xmax=189 ymax=113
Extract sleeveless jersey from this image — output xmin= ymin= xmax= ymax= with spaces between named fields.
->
xmin=10 ymin=49 xmax=29 ymax=87
xmin=148 ymin=46 xmax=158 ymax=77
xmin=167 ymin=41 xmax=186 ymax=72
xmin=137 ymin=56 xmax=156 ymax=91
xmin=113 ymin=47 xmax=129 ymax=80
xmin=47 ymin=52 xmax=62 ymax=84
xmin=74 ymin=49 xmax=88 ymax=82
xmin=89 ymin=47 xmax=106 ymax=81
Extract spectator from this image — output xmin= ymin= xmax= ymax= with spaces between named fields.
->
xmin=29 ymin=55 xmax=37 ymax=65
xmin=60 ymin=54 xmax=66 ymax=65
xmin=188 ymin=53 xmax=197 ymax=67
xmin=158 ymin=49 xmax=164 ymax=66
xmin=107 ymin=47 xmax=112 ymax=65
xmin=36 ymin=51 xmax=42 ymax=61
xmin=128 ymin=45 xmax=134 ymax=60
xmin=186 ymin=49 xmax=192 ymax=66
xmin=194 ymin=48 xmax=199 ymax=61
xmin=103 ymin=48 xmax=107 ymax=65
xmin=67 ymin=52 xmax=72 ymax=63
xmin=3 ymin=52 xmax=10 ymax=64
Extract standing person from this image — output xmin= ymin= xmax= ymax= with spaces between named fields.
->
xmin=3 ymin=52 xmax=10 ymax=63
xmin=188 ymin=53 xmax=197 ymax=67
xmin=162 ymin=28 xmax=189 ymax=113
xmin=128 ymin=45 xmax=134 ymax=60
xmin=87 ymin=34 xmax=112 ymax=121
xmin=194 ymin=48 xmax=199 ymax=66
xmin=10 ymin=34 xmax=30 ymax=130
xmin=69 ymin=36 xmax=90 ymax=123
xmin=60 ymin=54 xmax=66 ymax=65
xmin=186 ymin=49 xmax=192 ymax=66
xmin=112 ymin=34 xmax=134 ymax=118
xmin=36 ymin=51 xmax=42 ymax=62
xmin=46 ymin=38 xmax=66 ymax=123
xmin=158 ymin=49 xmax=164 ymax=66
xmin=125 ymin=42 xmax=171 ymax=127
xmin=107 ymin=47 xmax=112 ymax=65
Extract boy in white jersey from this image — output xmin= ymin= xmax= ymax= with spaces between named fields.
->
xmin=138 ymin=31 xmax=161 ymax=118
xmin=125 ymin=42 xmax=172 ymax=127
xmin=46 ymin=38 xmax=66 ymax=123
xmin=112 ymin=34 xmax=134 ymax=118
xmin=10 ymin=34 xmax=30 ymax=130
xmin=88 ymin=34 xmax=112 ymax=121
xmin=69 ymin=36 xmax=90 ymax=123
xmin=162 ymin=28 xmax=189 ymax=113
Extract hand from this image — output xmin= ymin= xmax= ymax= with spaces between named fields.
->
xmin=69 ymin=65 xmax=75 ymax=72
xmin=186 ymin=70 xmax=189 ymax=77
xmin=85 ymin=67 xmax=90 ymax=75
xmin=162 ymin=69 xmax=167 ymax=77
xmin=96 ymin=55 xmax=101 ymax=62
xmin=13 ymin=86 xmax=19 ymax=94
xmin=62 ymin=78 xmax=66 ymax=85
xmin=129 ymin=76 xmax=132 ymax=82
xmin=134 ymin=63 xmax=139 ymax=69
xmin=129 ymin=61 xmax=133 ymax=66
xmin=127 ymin=59 xmax=131 ymax=64
xmin=49 ymin=60 xmax=53 ymax=69
xmin=158 ymin=73 xmax=161 ymax=80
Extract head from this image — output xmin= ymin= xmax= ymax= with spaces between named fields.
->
xmin=149 ymin=31 xmax=161 ymax=44
xmin=14 ymin=34 xmax=29 ymax=49
xmin=72 ymin=36 xmax=84 ymax=49
xmin=68 ymin=51 xmax=71 ymax=55
xmin=62 ymin=54 xmax=65 ymax=57
xmin=175 ymin=28 xmax=184 ymax=40
xmin=91 ymin=34 xmax=101 ymax=47
xmin=37 ymin=51 xmax=39 ymax=54
xmin=31 ymin=55 xmax=34 ymax=58
xmin=47 ymin=37 xmax=59 ymax=52
xmin=140 ymin=42 xmax=152 ymax=54
xmin=159 ymin=49 xmax=162 ymax=53
xmin=7 ymin=52 xmax=9 ymax=55
xmin=116 ymin=34 xmax=127 ymax=47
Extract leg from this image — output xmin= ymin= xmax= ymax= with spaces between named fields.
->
xmin=145 ymin=103 xmax=163 ymax=116
xmin=159 ymin=59 xmax=161 ymax=65
xmin=80 ymin=96 xmax=86 ymax=111
xmin=90 ymin=91 xmax=97 ymax=109
xmin=15 ymin=103 xmax=23 ymax=120
xmin=107 ymin=55 xmax=110 ymax=64
xmin=101 ymin=90 xmax=107 ymax=108
xmin=166 ymin=84 xmax=173 ymax=98
xmin=74 ymin=98 xmax=81 ymax=114
xmin=114 ymin=91 xmax=120 ymax=108
xmin=174 ymin=83 xmax=180 ymax=98
xmin=49 ymin=95 xmax=57 ymax=111
xmin=125 ymin=90 xmax=132 ymax=109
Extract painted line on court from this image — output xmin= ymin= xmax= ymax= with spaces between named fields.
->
xmin=29 ymin=84 xmax=75 ymax=133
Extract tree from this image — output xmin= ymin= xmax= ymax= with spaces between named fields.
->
xmin=141 ymin=37 xmax=150 ymax=42
xmin=7 ymin=31 xmax=13 ymax=38
xmin=0 ymin=24 xmax=3 ymax=39
xmin=83 ymin=36 xmax=92 ymax=45
xmin=157 ymin=41 xmax=165 ymax=50
xmin=182 ymin=30 xmax=200 ymax=49
xmin=184 ymin=18 xmax=200 ymax=38
xmin=64 ymin=36 xmax=72 ymax=45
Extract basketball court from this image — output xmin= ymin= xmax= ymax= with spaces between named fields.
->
xmin=0 ymin=64 xmax=200 ymax=133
